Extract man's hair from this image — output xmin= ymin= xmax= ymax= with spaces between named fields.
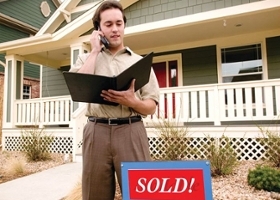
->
xmin=92 ymin=0 xmax=127 ymax=30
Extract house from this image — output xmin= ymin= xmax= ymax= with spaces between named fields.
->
xmin=0 ymin=0 xmax=280 ymax=162
xmin=0 ymin=0 xmax=62 ymax=147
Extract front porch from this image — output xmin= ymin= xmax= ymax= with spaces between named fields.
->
xmin=2 ymin=79 xmax=280 ymax=161
xmin=6 ymin=78 xmax=280 ymax=127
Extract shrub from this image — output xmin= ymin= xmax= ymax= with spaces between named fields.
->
xmin=258 ymin=126 xmax=280 ymax=168
xmin=21 ymin=126 xmax=54 ymax=161
xmin=153 ymin=118 xmax=189 ymax=160
xmin=207 ymin=136 xmax=238 ymax=176
xmin=4 ymin=156 xmax=26 ymax=176
xmin=248 ymin=165 xmax=280 ymax=193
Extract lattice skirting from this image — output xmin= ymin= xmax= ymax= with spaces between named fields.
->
xmin=4 ymin=136 xmax=73 ymax=154
xmin=3 ymin=136 xmax=275 ymax=161
xmin=149 ymin=137 xmax=270 ymax=161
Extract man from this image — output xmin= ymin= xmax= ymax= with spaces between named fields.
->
xmin=69 ymin=1 xmax=159 ymax=199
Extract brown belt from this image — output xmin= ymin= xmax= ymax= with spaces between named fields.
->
xmin=88 ymin=116 xmax=142 ymax=125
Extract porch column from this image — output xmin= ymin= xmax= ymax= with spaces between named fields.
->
xmin=3 ymin=55 xmax=24 ymax=128
xmin=70 ymin=43 xmax=90 ymax=162
xmin=70 ymin=42 xmax=90 ymax=112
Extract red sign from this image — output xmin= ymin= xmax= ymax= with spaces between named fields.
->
xmin=128 ymin=169 xmax=205 ymax=200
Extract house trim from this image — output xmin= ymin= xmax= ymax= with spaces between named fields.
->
xmin=1 ymin=0 xmax=278 ymax=54
xmin=0 ymin=13 xmax=38 ymax=35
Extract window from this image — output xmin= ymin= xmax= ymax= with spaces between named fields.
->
xmin=23 ymin=85 xmax=31 ymax=99
xmin=221 ymin=44 xmax=263 ymax=105
xmin=221 ymin=44 xmax=262 ymax=83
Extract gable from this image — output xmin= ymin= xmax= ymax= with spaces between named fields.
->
xmin=0 ymin=0 xmax=57 ymax=30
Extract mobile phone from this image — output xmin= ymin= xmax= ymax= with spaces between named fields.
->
xmin=100 ymin=35 xmax=109 ymax=49
xmin=94 ymin=21 xmax=109 ymax=49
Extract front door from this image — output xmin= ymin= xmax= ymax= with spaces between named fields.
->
xmin=152 ymin=54 xmax=182 ymax=118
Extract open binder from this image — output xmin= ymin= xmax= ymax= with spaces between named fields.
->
xmin=63 ymin=52 xmax=154 ymax=106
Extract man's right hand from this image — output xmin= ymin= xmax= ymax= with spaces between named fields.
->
xmin=90 ymin=30 xmax=105 ymax=53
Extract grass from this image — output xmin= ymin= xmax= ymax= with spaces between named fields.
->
xmin=0 ymin=151 xmax=65 ymax=184
xmin=4 ymin=156 xmax=26 ymax=176
xmin=63 ymin=179 xmax=82 ymax=200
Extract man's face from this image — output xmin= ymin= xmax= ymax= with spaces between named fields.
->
xmin=99 ymin=8 xmax=125 ymax=50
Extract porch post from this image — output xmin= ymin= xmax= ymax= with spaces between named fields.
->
xmin=70 ymin=43 xmax=90 ymax=117
xmin=213 ymin=85 xmax=221 ymax=126
xmin=3 ymin=55 xmax=24 ymax=128
xmin=70 ymin=43 xmax=90 ymax=162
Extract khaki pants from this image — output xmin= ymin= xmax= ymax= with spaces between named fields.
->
xmin=82 ymin=120 xmax=151 ymax=200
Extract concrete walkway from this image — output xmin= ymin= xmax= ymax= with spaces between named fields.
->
xmin=0 ymin=162 xmax=82 ymax=200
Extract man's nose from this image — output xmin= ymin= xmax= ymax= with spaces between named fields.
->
xmin=112 ymin=24 xmax=118 ymax=32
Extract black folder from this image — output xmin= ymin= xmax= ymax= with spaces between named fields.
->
xmin=63 ymin=52 xmax=154 ymax=106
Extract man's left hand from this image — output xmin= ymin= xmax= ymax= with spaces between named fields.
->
xmin=101 ymin=79 xmax=137 ymax=107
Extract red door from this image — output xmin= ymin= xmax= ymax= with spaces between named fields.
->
xmin=153 ymin=61 xmax=178 ymax=118
xmin=153 ymin=62 xmax=167 ymax=88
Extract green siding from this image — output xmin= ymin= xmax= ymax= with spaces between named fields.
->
xmin=0 ymin=54 xmax=5 ymax=73
xmin=266 ymin=36 xmax=280 ymax=79
xmin=0 ymin=0 xmax=57 ymax=29
xmin=78 ymin=0 xmax=100 ymax=6
xmin=182 ymin=46 xmax=217 ymax=86
xmin=124 ymin=0 xmax=264 ymax=27
xmin=24 ymin=61 xmax=40 ymax=79
xmin=41 ymin=67 xmax=70 ymax=97
xmin=0 ymin=24 xmax=30 ymax=42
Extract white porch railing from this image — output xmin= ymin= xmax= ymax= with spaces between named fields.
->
xmin=145 ymin=79 xmax=280 ymax=125
xmin=15 ymin=96 xmax=73 ymax=127
xmin=7 ymin=79 xmax=280 ymax=161
xmin=13 ymin=79 xmax=280 ymax=127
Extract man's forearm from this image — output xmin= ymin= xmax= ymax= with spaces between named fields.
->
xmin=131 ymin=98 xmax=157 ymax=116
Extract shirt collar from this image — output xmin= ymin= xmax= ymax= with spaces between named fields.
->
xmin=101 ymin=46 xmax=132 ymax=55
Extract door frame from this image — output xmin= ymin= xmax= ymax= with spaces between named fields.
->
xmin=153 ymin=53 xmax=183 ymax=87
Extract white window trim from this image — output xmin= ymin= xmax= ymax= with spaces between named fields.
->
xmin=217 ymin=38 xmax=268 ymax=83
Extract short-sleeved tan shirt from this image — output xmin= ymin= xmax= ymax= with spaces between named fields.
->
xmin=69 ymin=47 xmax=159 ymax=118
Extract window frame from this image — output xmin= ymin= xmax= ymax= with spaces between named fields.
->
xmin=23 ymin=84 xmax=31 ymax=99
xmin=217 ymin=40 xmax=268 ymax=84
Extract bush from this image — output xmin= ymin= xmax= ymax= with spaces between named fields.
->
xmin=248 ymin=165 xmax=280 ymax=193
xmin=4 ymin=156 xmax=26 ymax=176
xmin=207 ymin=136 xmax=238 ymax=176
xmin=153 ymin=118 xmax=189 ymax=160
xmin=21 ymin=126 xmax=54 ymax=161
xmin=258 ymin=126 xmax=280 ymax=167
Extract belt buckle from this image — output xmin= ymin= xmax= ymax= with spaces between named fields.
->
xmin=108 ymin=118 xmax=118 ymax=125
